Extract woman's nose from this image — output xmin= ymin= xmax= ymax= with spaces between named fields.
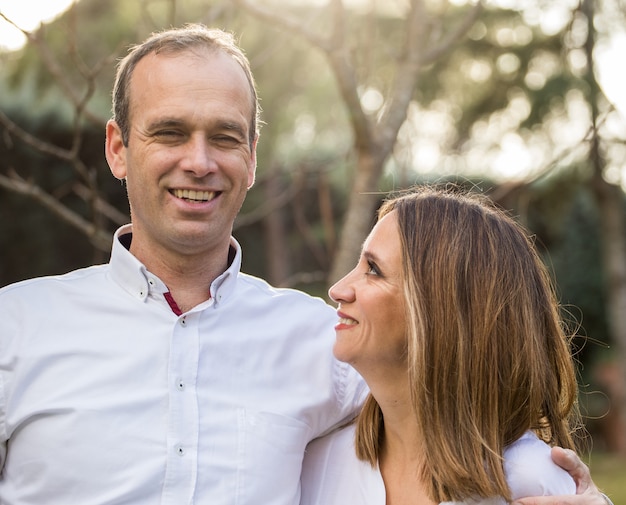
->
xmin=328 ymin=271 xmax=355 ymax=304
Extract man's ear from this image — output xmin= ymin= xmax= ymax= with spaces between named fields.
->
xmin=247 ymin=133 xmax=258 ymax=189
xmin=105 ymin=120 xmax=127 ymax=180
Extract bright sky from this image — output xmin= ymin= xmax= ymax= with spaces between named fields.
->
xmin=0 ymin=0 xmax=76 ymax=51
xmin=595 ymin=32 xmax=626 ymax=116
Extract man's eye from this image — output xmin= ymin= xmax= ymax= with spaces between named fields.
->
xmin=214 ymin=135 xmax=241 ymax=146
xmin=157 ymin=130 xmax=182 ymax=137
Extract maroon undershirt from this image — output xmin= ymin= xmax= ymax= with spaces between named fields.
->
xmin=163 ymin=292 xmax=183 ymax=316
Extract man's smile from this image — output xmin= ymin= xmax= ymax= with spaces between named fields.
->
xmin=170 ymin=189 xmax=218 ymax=202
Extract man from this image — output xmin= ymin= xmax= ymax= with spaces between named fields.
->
xmin=0 ymin=24 xmax=610 ymax=505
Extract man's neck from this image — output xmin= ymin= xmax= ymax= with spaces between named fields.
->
xmin=128 ymin=233 xmax=232 ymax=313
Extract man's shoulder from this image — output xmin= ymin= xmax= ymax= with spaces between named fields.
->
xmin=237 ymin=272 xmax=334 ymax=311
xmin=0 ymin=264 xmax=109 ymax=299
xmin=301 ymin=423 xmax=385 ymax=505
xmin=504 ymin=431 xmax=576 ymax=498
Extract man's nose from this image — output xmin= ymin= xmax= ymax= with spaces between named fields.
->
xmin=182 ymin=135 xmax=218 ymax=176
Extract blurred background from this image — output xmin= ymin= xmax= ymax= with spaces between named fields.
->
xmin=1 ymin=0 xmax=625 ymax=498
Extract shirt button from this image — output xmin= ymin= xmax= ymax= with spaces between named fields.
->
xmin=177 ymin=446 xmax=185 ymax=456
xmin=177 ymin=380 xmax=185 ymax=391
xmin=180 ymin=317 xmax=187 ymax=326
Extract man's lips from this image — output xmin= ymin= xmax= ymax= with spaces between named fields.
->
xmin=170 ymin=188 xmax=218 ymax=202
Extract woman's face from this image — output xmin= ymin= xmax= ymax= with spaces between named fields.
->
xmin=328 ymin=211 xmax=408 ymax=378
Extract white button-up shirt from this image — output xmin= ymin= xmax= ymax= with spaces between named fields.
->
xmin=0 ymin=225 xmax=365 ymax=504
xmin=300 ymin=428 xmax=575 ymax=505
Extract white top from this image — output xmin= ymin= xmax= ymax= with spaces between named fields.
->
xmin=301 ymin=425 xmax=576 ymax=505
xmin=0 ymin=225 xmax=366 ymax=505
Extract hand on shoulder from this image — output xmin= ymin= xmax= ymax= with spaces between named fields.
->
xmin=512 ymin=447 xmax=611 ymax=505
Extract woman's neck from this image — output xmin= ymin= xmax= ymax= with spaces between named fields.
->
xmin=374 ymin=379 xmax=436 ymax=505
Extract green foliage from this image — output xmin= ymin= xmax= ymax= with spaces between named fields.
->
xmin=1 ymin=3 xmax=625 ymax=412
xmin=524 ymin=169 xmax=610 ymax=365
xmin=587 ymin=452 xmax=626 ymax=504
xmin=0 ymin=109 xmax=128 ymax=285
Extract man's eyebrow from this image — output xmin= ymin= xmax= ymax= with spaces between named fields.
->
xmin=145 ymin=118 xmax=248 ymax=139
xmin=217 ymin=120 xmax=247 ymax=139
xmin=145 ymin=118 xmax=186 ymax=131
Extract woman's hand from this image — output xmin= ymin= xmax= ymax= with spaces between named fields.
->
xmin=513 ymin=447 xmax=612 ymax=505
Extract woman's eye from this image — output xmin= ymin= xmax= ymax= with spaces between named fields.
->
xmin=366 ymin=261 xmax=381 ymax=276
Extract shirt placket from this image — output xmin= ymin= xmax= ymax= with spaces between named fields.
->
xmin=161 ymin=309 xmax=202 ymax=504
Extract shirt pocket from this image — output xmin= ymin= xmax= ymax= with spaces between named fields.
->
xmin=237 ymin=409 xmax=313 ymax=505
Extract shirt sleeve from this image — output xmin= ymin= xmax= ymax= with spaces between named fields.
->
xmin=0 ymin=292 xmax=8 ymax=475
xmin=0 ymin=374 xmax=6 ymax=473
xmin=504 ymin=432 xmax=576 ymax=499
xmin=328 ymin=359 xmax=368 ymax=434
xmin=301 ymin=424 xmax=386 ymax=505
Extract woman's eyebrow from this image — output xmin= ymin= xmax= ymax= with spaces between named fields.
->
xmin=362 ymin=250 xmax=383 ymax=265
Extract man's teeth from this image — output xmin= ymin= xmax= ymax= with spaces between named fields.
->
xmin=172 ymin=189 xmax=215 ymax=202
xmin=339 ymin=317 xmax=357 ymax=325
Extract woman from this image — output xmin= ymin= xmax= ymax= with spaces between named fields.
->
xmin=301 ymin=186 xmax=584 ymax=505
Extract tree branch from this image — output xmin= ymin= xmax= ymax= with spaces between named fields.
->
xmin=0 ymin=9 xmax=110 ymax=128
xmin=0 ymin=169 xmax=112 ymax=250
xmin=234 ymin=172 xmax=304 ymax=229
xmin=232 ymin=0 xmax=374 ymax=149
xmin=0 ymin=110 xmax=74 ymax=161
xmin=72 ymin=182 xmax=128 ymax=226
xmin=324 ymin=0 xmax=375 ymax=151
xmin=231 ymin=0 xmax=329 ymax=48
xmin=376 ymin=0 xmax=428 ymax=149
xmin=420 ymin=1 xmax=483 ymax=66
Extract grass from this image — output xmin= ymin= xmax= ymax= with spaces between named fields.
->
xmin=587 ymin=452 xmax=626 ymax=504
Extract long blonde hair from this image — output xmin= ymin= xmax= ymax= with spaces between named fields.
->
xmin=355 ymin=186 xmax=581 ymax=502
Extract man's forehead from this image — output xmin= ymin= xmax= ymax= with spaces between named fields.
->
xmin=127 ymin=49 xmax=254 ymax=120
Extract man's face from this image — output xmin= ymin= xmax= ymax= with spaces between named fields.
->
xmin=106 ymin=48 xmax=257 ymax=260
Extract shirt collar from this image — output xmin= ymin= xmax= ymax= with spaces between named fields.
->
xmin=208 ymin=237 xmax=241 ymax=305
xmin=109 ymin=224 xmax=242 ymax=308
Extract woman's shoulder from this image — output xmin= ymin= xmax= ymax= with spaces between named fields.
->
xmin=503 ymin=431 xmax=576 ymax=499
xmin=301 ymin=423 xmax=385 ymax=505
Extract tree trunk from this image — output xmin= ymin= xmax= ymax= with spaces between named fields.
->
xmin=591 ymin=175 xmax=626 ymax=454
xmin=583 ymin=0 xmax=626 ymax=453
xmin=328 ymin=148 xmax=385 ymax=283
xmin=263 ymin=169 xmax=290 ymax=286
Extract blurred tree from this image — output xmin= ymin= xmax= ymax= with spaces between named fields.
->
xmin=581 ymin=0 xmax=626 ymax=454
xmin=233 ymin=0 xmax=484 ymax=282
xmin=1 ymin=0 xmax=626 ymax=451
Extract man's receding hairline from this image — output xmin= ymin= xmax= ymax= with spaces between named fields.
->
xmin=124 ymin=47 xmax=256 ymax=138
